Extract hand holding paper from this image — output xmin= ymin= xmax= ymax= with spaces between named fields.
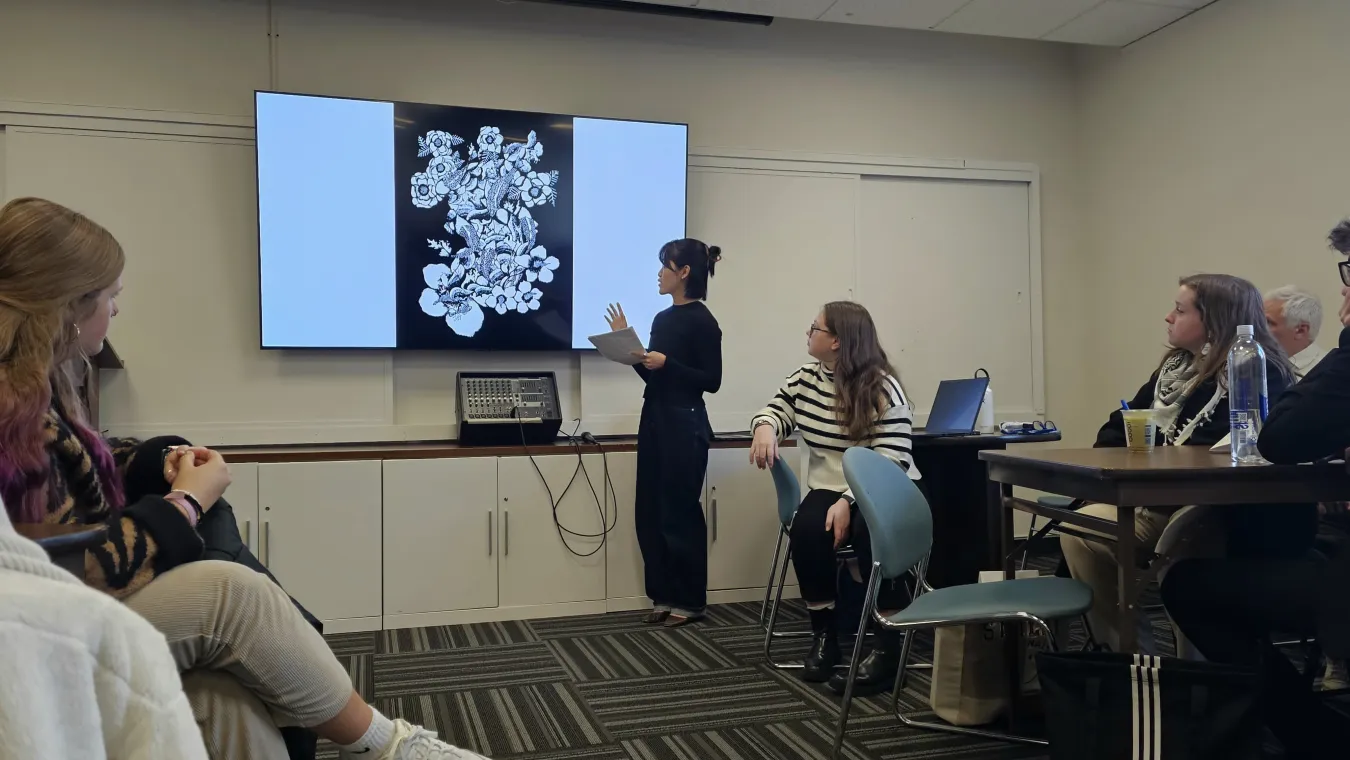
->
xmin=589 ymin=326 xmax=646 ymax=365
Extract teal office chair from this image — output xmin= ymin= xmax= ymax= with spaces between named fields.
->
xmin=760 ymin=455 xmax=814 ymax=669
xmin=832 ymin=447 xmax=1095 ymax=755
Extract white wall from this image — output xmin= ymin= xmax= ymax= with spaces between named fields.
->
xmin=0 ymin=0 xmax=1092 ymax=445
xmin=1076 ymin=0 xmax=1350 ymax=415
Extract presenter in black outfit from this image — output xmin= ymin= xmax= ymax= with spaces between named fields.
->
xmin=605 ymin=238 xmax=723 ymax=627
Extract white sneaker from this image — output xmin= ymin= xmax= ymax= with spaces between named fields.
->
xmin=1323 ymin=659 xmax=1349 ymax=691
xmin=376 ymin=719 xmax=491 ymax=760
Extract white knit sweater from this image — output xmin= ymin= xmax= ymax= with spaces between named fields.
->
xmin=0 ymin=511 xmax=207 ymax=760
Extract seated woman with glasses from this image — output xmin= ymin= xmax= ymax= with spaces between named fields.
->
xmin=749 ymin=301 xmax=920 ymax=693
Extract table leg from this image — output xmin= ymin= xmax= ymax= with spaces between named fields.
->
xmin=991 ymin=480 xmax=1014 ymax=578
xmin=995 ymin=482 xmax=1023 ymax=731
xmin=1114 ymin=506 xmax=1139 ymax=653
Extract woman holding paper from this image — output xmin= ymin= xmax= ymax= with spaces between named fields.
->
xmin=605 ymin=238 xmax=723 ymax=627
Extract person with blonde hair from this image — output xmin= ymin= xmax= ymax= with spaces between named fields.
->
xmin=1062 ymin=274 xmax=1304 ymax=654
xmin=0 ymin=197 xmax=488 ymax=760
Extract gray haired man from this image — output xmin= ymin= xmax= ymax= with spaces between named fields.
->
xmin=1264 ymin=285 xmax=1328 ymax=379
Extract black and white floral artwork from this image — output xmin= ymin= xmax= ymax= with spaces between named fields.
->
xmin=409 ymin=126 xmax=562 ymax=338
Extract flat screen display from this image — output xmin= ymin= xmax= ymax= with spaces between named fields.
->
xmin=255 ymin=92 xmax=688 ymax=350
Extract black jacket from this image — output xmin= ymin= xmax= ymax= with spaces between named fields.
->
xmin=1260 ymin=327 xmax=1350 ymax=658
xmin=1095 ymin=358 xmax=1291 ymax=448
xmin=1095 ymin=360 xmax=1312 ymax=560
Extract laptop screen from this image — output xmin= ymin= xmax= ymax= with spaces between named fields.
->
xmin=925 ymin=377 xmax=990 ymax=434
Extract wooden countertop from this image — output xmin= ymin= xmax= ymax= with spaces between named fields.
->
xmin=218 ymin=430 xmax=1059 ymax=464
xmin=218 ymin=436 xmax=788 ymax=463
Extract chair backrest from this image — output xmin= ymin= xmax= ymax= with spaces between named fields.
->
xmin=769 ymin=455 xmax=801 ymax=527
xmin=842 ymin=447 xmax=933 ymax=581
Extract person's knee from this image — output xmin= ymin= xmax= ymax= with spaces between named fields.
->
xmin=175 ymin=560 xmax=290 ymax=611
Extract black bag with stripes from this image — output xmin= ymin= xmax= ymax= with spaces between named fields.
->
xmin=1036 ymin=651 xmax=1263 ymax=760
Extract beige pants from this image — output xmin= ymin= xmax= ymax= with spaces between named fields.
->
xmin=1060 ymin=504 xmax=1225 ymax=655
xmin=125 ymin=560 xmax=354 ymax=760
xmin=183 ymin=671 xmax=289 ymax=760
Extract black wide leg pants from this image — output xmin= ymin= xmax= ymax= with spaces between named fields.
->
xmin=635 ymin=399 xmax=711 ymax=616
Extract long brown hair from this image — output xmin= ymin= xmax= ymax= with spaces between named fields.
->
xmin=1164 ymin=274 xmax=1294 ymax=389
xmin=0 ymin=197 xmax=125 ymax=521
xmin=823 ymin=301 xmax=898 ymax=442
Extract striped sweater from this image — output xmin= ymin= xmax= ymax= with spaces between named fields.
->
xmin=752 ymin=363 xmax=920 ymax=499
xmin=2 ymin=401 xmax=203 ymax=599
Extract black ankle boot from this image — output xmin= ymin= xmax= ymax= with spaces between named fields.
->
xmin=829 ymin=629 xmax=902 ymax=695
xmin=802 ymin=608 xmax=839 ymax=683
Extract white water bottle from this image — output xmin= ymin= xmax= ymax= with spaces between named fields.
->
xmin=1227 ymin=325 xmax=1268 ymax=465
xmin=975 ymin=369 xmax=996 ymax=433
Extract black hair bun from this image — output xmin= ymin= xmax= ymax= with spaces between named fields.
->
xmin=1330 ymin=219 xmax=1350 ymax=255
xmin=706 ymin=244 xmax=722 ymax=275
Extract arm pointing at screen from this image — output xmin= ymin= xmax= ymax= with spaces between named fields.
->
xmin=614 ymin=239 xmax=723 ymax=629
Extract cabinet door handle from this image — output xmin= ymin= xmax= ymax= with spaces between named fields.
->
xmin=263 ymin=521 xmax=270 ymax=565
xmin=244 ymin=520 xmax=251 ymax=548
xmin=711 ymin=498 xmax=718 ymax=542
xmin=504 ymin=511 xmax=509 ymax=556
xmin=488 ymin=511 xmax=493 ymax=556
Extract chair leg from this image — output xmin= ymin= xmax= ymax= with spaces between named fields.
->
xmin=1079 ymin=614 xmax=1099 ymax=652
xmin=760 ymin=528 xmax=786 ymax=627
xmin=832 ymin=570 xmax=882 ymax=758
xmin=888 ymin=617 xmax=1054 ymax=747
xmin=889 ymin=626 xmax=917 ymax=713
xmin=764 ymin=544 xmax=809 ymax=669
xmin=1019 ymin=515 xmax=1037 ymax=571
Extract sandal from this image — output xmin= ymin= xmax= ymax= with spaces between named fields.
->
xmin=663 ymin=614 xmax=702 ymax=628
xmin=643 ymin=610 xmax=670 ymax=624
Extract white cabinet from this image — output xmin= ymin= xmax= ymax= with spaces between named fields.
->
xmin=601 ymin=452 xmax=643 ymax=602
xmin=383 ymin=458 xmax=498 ymax=616
xmin=225 ymin=462 xmax=259 ymax=556
xmin=705 ymin=447 xmax=802 ymax=591
xmin=497 ymin=455 xmax=608 ymax=607
xmin=258 ymin=461 xmax=382 ymax=629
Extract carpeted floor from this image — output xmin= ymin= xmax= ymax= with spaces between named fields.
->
xmin=317 ymin=598 xmax=1053 ymax=760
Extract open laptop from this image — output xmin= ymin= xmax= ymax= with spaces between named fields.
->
xmin=920 ymin=376 xmax=991 ymax=437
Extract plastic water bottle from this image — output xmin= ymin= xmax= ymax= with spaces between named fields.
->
xmin=1227 ymin=325 xmax=1268 ymax=465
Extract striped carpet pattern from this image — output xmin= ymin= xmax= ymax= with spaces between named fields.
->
xmin=316 ymin=599 xmax=1050 ymax=760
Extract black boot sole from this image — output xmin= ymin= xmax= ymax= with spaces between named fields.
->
xmin=801 ymin=664 xmax=837 ymax=683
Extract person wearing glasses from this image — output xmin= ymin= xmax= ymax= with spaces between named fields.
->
xmin=1161 ymin=221 xmax=1350 ymax=758
xmin=749 ymin=301 xmax=919 ymax=693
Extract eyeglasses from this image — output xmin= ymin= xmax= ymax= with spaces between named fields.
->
xmin=808 ymin=324 xmax=833 ymax=337
xmin=1339 ymin=260 xmax=1350 ymax=287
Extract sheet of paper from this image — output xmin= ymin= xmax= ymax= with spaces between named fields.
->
xmin=588 ymin=327 xmax=645 ymax=365
xmin=1209 ymin=433 xmax=1231 ymax=454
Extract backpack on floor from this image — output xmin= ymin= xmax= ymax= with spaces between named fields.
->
xmin=1036 ymin=651 xmax=1263 ymax=760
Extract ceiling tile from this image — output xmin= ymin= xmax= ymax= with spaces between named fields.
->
xmin=937 ymin=0 xmax=1103 ymax=39
xmin=817 ymin=0 xmax=975 ymax=30
xmin=694 ymin=0 xmax=836 ymax=19
xmin=1042 ymin=0 xmax=1190 ymax=45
